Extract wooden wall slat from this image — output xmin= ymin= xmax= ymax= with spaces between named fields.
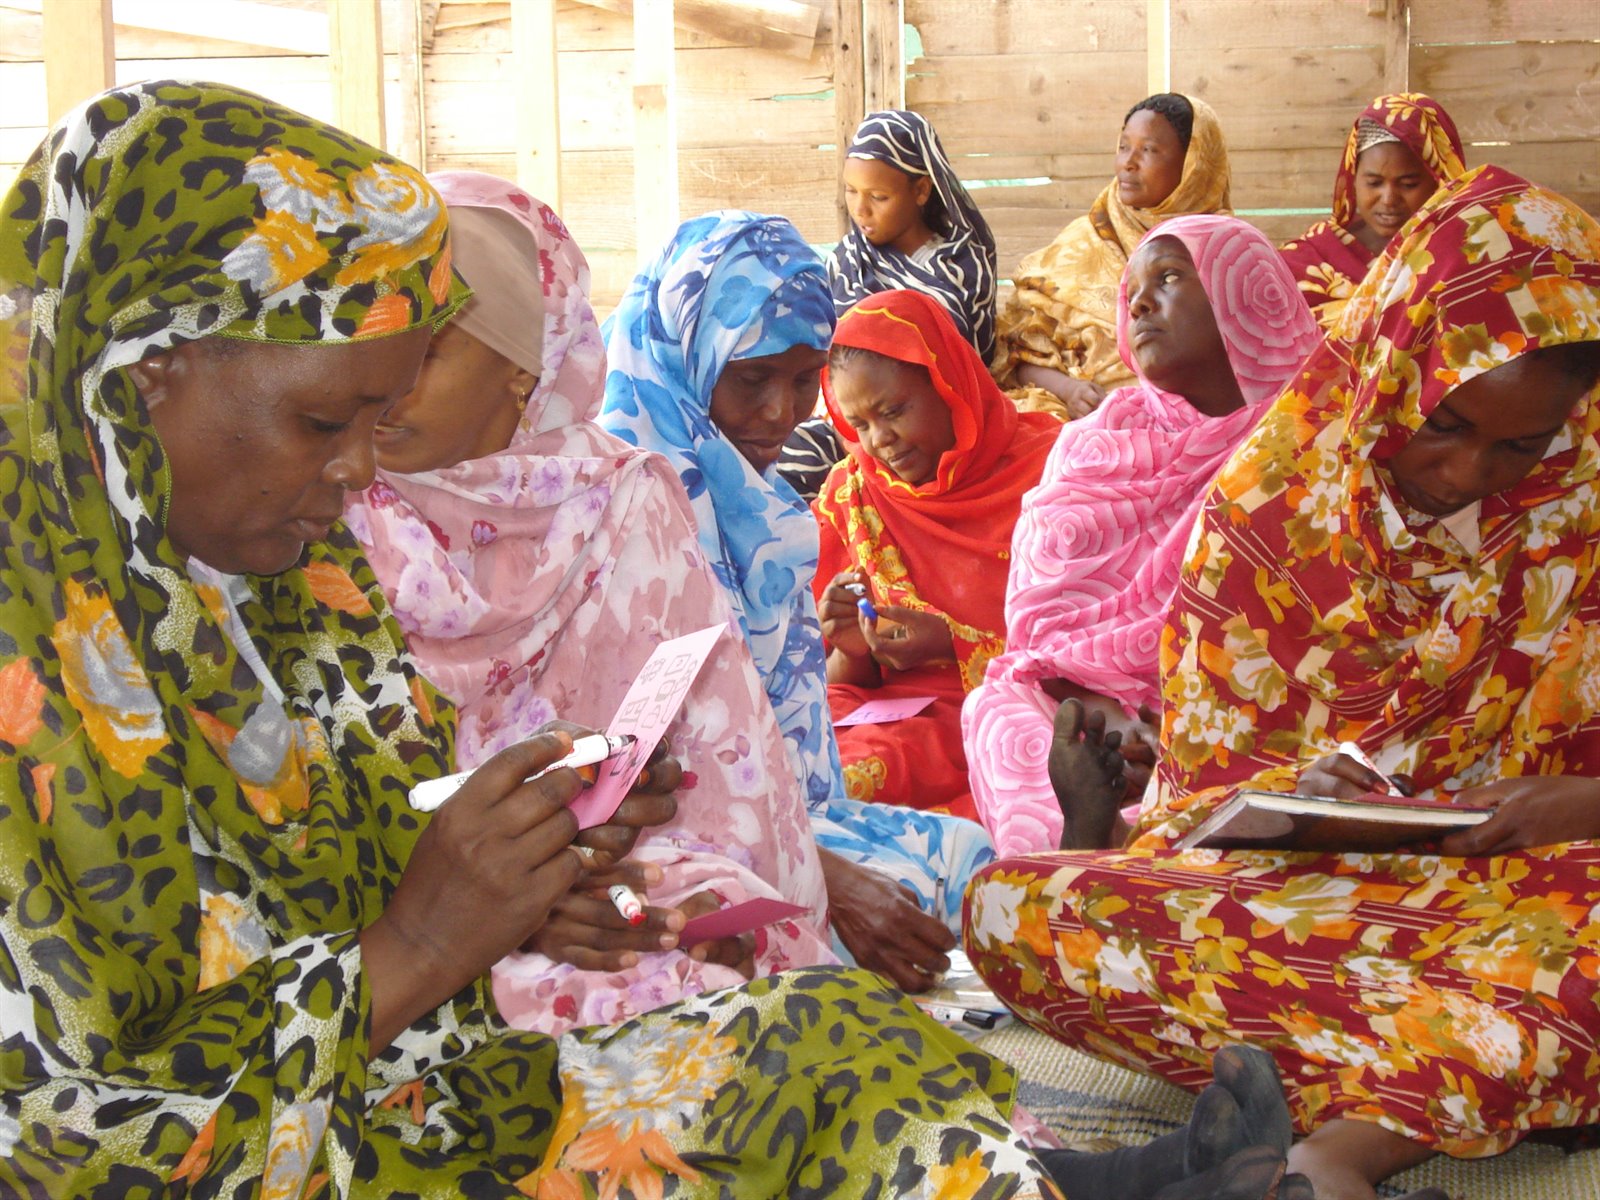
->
xmin=427 ymin=143 xmax=839 ymax=247
xmin=906 ymin=50 xmax=1145 ymax=157
xmin=1177 ymin=45 xmax=1386 ymax=146
xmin=426 ymin=41 xmax=833 ymax=156
xmin=1412 ymin=41 xmax=1600 ymax=143
xmin=908 ymin=0 xmax=1145 ymax=57
xmin=433 ymin=0 xmax=752 ymax=53
xmin=1173 ymin=0 xmax=1383 ymax=49
xmin=1479 ymin=141 xmax=1600 ymax=213
xmin=1410 ymin=0 xmax=1600 ymax=45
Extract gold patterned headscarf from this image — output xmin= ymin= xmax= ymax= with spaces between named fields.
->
xmin=994 ymin=94 xmax=1234 ymax=406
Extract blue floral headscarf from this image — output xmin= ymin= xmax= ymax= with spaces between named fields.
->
xmin=600 ymin=211 xmax=844 ymax=806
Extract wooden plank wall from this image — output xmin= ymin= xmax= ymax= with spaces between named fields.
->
xmin=424 ymin=0 xmax=838 ymax=304
xmin=909 ymin=0 xmax=1600 ymax=272
xmin=3 ymin=0 xmax=1597 ymax=311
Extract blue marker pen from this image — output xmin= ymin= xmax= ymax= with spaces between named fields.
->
xmin=857 ymin=596 xmax=879 ymax=623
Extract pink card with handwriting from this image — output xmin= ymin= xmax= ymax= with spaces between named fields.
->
xmin=679 ymin=898 xmax=809 ymax=948
xmin=568 ymin=624 xmax=726 ymax=829
xmin=834 ymin=695 xmax=937 ymax=726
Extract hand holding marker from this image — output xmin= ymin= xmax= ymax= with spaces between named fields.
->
xmin=1336 ymin=740 xmax=1405 ymax=797
xmin=845 ymin=580 xmax=878 ymax=624
xmin=408 ymin=732 xmax=637 ymax=812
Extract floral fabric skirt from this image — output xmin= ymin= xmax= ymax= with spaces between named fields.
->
xmin=964 ymin=845 xmax=1600 ymax=1158
xmin=360 ymin=965 xmax=1061 ymax=1198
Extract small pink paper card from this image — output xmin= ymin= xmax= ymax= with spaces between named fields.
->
xmin=834 ymin=695 xmax=936 ymax=726
xmin=678 ymin=898 xmax=809 ymax=948
xmin=569 ymin=624 xmax=726 ymax=829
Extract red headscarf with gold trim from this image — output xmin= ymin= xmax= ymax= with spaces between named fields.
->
xmin=813 ymin=289 xmax=1058 ymax=685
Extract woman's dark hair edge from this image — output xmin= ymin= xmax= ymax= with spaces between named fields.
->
xmin=1124 ymin=93 xmax=1194 ymax=153
xmin=827 ymin=342 xmax=935 ymax=384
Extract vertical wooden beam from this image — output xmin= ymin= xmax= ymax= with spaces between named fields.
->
xmin=632 ymin=0 xmax=678 ymax=263
xmin=861 ymin=0 xmax=901 ymax=112
xmin=42 ymin=0 xmax=114 ymax=125
xmin=1380 ymin=0 xmax=1411 ymax=93
xmin=329 ymin=0 xmax=387 ymax=149
xmin=1145 ymin=0 xmax=1170 ymax=96
xmin=511 ymin=0 xmax=563 ymax=209
xmin=833 ymin=0 xmax=865 ymax=237
xmin=394 ymin=0 xmax=427 ymax=168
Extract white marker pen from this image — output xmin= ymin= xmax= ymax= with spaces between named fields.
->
xmin=1335 ymin=740 xmax=1404 ymax=797
xmin=409 ymin=733 xmax=637 ymax=812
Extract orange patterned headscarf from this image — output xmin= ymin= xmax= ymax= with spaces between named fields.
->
xmin=814 ymin=290 xmax=1059 ymax=687
xmin=1141 ymin=165 xmax=1600 ymax=845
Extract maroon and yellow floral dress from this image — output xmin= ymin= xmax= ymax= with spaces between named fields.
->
xmin=970 ymin=166 xmax=1600 ymax=1158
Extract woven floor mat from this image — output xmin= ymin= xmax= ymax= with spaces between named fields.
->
xmin=975 ymin=1023 xmax=1600 ymax=1199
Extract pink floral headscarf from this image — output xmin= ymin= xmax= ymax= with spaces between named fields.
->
xmin=344 ymin=172 xmax=832 ymax=1033
xmin=962 ymin=214 xmax=1322 ymax=856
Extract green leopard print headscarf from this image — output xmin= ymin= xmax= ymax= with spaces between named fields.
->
xmin=0 ymin=81 xmax=471 ymax=1192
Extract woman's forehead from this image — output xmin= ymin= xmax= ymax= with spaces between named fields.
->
xmin=1131 ymin=235 xmax=1192 ymax=268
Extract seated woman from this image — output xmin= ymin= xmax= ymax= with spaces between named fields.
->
xmin=963 ymin=215 xmax=1322 ymax=857
xmin=597 ymin=213 xmax=995 ymax=992
xmin=344 ymin=172 xmax=834 ymax=1035
xmin=1280 ymin=92 xmax=1466 ymax=329
xmin=0 ymin=79 xmax=1097 ymax=1199
xmin=779 ymin=109 xmax=997 ymax=502
xmin=966 ymin=166 xmax=1600 ymax=1200
xmin=991 ymin=93 xmax=1232 ymax=420
xmin=814 ymin=290 xmax=1059 ymax=820
xmin=830 ymin=109 xmax=997 ymax=361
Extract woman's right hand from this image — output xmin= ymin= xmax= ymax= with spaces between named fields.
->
xmin=1295 ymin=752 xmax=1392 ymax=800
xmin=361 ymin=733 xmax=587 ymax=1052
xmin=818 ymin=570 xmax=873 ymax=658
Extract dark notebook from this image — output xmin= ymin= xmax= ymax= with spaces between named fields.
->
xmin=1177 ymin=789 xmax=1494 ymax=852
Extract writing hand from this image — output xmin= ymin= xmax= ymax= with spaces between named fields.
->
xmin=363 ymin=733 xmax=585 ymax=1051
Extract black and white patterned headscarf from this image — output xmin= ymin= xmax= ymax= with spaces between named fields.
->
xmin=828 ymin=110 xmax=998 ymax=363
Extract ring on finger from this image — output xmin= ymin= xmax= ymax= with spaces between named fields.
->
xmin=569 ymin=844 xmax=601 ymax=869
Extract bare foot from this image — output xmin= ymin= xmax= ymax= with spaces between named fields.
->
xmin=1050 ymin=697 xmax=1127 ymax=848
xmin=1211 ymin=1044 xmax=1293 ymax=1155
xmin=1152 ymin=1144 xmax=1302 ymax=1200
xmin=1287 ymin=1119 xmax=1435 ymax=1200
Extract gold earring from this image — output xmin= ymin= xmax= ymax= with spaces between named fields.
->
xmin=515 ymin=387 xmax=532 ymax=412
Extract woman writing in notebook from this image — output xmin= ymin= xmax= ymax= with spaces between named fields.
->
xmin=968 ymin=167 xmax=1600 ymax=1200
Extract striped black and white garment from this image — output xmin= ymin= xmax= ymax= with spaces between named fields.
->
xmin=828 ymin=110 xmax=998 ymax=363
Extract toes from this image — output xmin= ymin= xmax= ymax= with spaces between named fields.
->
xmin=1212 ymin=1044 xmax=1294 ymax=1155
xmin=1052 ymin=697 xmax=1085 ymax=743
xmin=1185 ymin=1083 xmax=1248 ymax=1176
